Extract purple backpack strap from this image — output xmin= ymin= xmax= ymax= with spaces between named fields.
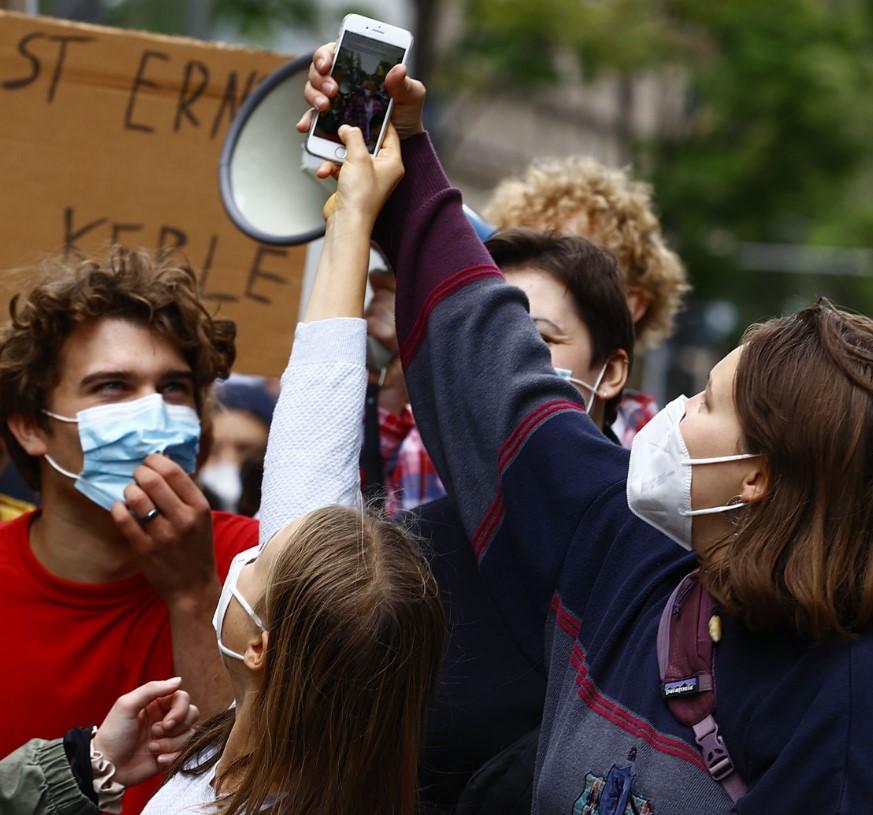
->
xmin=656 ymin=570 xmax=749 ymax=803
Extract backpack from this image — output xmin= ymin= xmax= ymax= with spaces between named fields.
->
xmin=657 ymin=570 xmax=748 ymax=803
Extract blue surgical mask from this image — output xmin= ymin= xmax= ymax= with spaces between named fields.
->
xmin=42 ymin=393 xmax=201 ymax=512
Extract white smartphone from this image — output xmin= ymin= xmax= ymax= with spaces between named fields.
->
xmin=306 ymin=15 xmax=413 ymax=163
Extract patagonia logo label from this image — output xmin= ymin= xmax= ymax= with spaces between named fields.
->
xmin=663 ymin=677 xmax=699 ymax=698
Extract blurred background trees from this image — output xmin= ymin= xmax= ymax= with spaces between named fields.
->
xmin=31 ymin=0 xmax=873 ymax=395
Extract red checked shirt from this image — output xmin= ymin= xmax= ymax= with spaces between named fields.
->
xmin=375 ymin=392 xmax=659 ymax=516
xmin=378 ymin=405 xmax=446 ymax=515
xmin=611 ymin=389 xmax=659 ymax=449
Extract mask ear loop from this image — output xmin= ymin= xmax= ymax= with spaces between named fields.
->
xmin=44 ymin=455 xmax=80 ymax=480
xmin=41 ymin=410 xmax=82 ymax=479
xmin=42 ymin=409 xmax=78 ymax=423
xmin=556 ymin=362 xmax=609 ymax=415
xmin=584 ymin=362 xmax=609 ymax=416
xmin=231 ymin=585 xmax=265 ymax=630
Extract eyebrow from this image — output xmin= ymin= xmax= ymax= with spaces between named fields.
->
xmin=705 ymin=376 xmax=714 ymax=402
xmin=160 ymin=370 xmax=196 ymax=383
xmin=79 ymin=369 xmax=194 ymax=387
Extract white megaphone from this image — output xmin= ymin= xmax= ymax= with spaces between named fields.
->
xmin=219 ymin=53 xmax=336 ymax=246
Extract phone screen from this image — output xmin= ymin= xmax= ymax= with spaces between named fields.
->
xmin=313 ymin=31 xmax=406 ymax=153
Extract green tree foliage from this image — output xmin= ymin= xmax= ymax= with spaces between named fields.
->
xmin=452 ymin=0 xmax=873 ymax=318
xmin=210 ymin=0 xmax=320 ymax=39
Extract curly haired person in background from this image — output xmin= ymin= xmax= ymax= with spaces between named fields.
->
xmin=485 ymin=156 xmax=689 ymax=445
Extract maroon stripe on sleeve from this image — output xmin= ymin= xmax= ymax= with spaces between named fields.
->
xmin=471 ymin=400 xmax=586 ymax=559
xmin=399 ymin=264 xmax=502 ymax=367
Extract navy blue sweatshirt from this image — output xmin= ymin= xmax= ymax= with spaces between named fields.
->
xmin=375 ymin=133 xmax=873 ymax=814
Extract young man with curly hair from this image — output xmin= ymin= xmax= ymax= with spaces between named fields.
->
xmin=0 ymin=247 xmax=258 ymax=814
xmin=485 ymin=157 xmax=689 ymax=445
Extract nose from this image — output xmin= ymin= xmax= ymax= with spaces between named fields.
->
xmin=680 ymin=392 xmax=702 ymax=425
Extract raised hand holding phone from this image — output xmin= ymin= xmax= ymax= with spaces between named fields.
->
xmin=304 ymin=122 xmax=404 ymax=322
xmin=299 ymin=47 xmax=425 ymax=143
xmin=322 ymin=123 xmax=404 ymax=218
xmin=305 ymin=15 xmax=413 ymax=162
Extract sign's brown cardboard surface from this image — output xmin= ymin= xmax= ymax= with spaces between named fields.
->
xmin=0 ymin=11 xmax=304 ymax=375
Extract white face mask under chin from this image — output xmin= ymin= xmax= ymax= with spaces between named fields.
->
xmin=555 ymin=362 xmax=608 ymax=416
xmin=625 ymin=394 xmax=760 ymax=549
xmin=212 ymin=546 xmax=265 ymax=661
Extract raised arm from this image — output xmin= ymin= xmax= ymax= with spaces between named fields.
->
xmin=258 ymin=125 xmax=405 ymax=548
xmin=374 ymin=133 xmax=626 ymax=533
xmin=299 ymin=55 xmax=631 ymax=663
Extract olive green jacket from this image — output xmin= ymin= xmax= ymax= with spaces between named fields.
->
xmin=0 ymin=739 xmax=96 ymax=815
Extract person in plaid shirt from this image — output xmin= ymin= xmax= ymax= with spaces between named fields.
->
xmin=363 ymin=220 xmax=640 ymax=516
xmin=377 ymin=403 xmax=444 ymax=515
xmin=363 ymin=269 xmax=446 ymax=515
xmin=611 ymin=388 xmax=660 ymax=448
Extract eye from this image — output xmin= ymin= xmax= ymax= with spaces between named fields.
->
xmin=537 ymin=328 xmax=563 ymax=346
xmin=94 ymin=380 xmax=127 ymax=395
xmin=161 ymin=380 xmax=193 ymax=398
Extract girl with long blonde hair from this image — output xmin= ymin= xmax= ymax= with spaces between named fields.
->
xmin=142 ymin=123 xmax=445 ymax=815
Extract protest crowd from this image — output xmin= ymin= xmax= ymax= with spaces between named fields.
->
xmin=0 ymin=35 xmax=871 ymax=815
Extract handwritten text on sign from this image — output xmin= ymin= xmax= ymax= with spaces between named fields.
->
xmin=0 ymin=12 xmax=305 ymax=375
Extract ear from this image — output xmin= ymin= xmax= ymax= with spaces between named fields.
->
xmin=7 ymin=415 xmax=48 ymax=458
xmin=243 ymin=630 xmax=269 ymax=674
xmin=625 ymin=286 xmax=650 ymax=326
xmin=597 ymin=349 xmax=629 ymax=401
xmin=738 ymin=459 xmax=769 ymax=505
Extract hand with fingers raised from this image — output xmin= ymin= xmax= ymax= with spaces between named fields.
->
xmin=296 ymin=42 xmax=427 ymax=143
xmin=93 ymin=677 xmax=199 ymax=786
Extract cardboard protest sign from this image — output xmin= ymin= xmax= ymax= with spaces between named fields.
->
xmin=0 ymin=11 xmax=306 ymax=375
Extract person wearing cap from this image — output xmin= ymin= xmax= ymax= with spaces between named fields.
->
xmin=199 ymin=377 xmax=277 ymax=516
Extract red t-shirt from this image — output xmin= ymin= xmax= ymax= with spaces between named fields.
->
xmin=0 ymin=509 xmax=258 ymax=814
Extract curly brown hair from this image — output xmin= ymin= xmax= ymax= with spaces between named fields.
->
xmin=485 ymin=156 xmax=689 ymax=351
xmin=0 ymin=246 xmax=236 ymax=489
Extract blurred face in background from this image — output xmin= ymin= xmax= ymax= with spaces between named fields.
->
xmin=207 ymin=408 xmax=268 ymax=468
xmin=199 ymin=406 xmax=269 ymax=513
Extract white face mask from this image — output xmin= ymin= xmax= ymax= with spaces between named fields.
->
xmin=555 ymin=362 xmax=608 ymax=416
xmin=199 ymin=462 xmax=243 ymax=512
xmin=626 ymin=395 xmax=760 ymax=549
xmin=212 ymin=545 xmax=264 ymax=661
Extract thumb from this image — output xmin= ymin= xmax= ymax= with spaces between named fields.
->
xmin=338 ymin=124 xmax=368 ymax=161
xmin=384 ymin=64 xmax=424 ymax=104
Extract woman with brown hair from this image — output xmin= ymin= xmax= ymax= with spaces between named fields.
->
xmin=141 ymin=122 xmax=445 ymax=815
xmin=298 ymin=52 xmax=873 ymax=813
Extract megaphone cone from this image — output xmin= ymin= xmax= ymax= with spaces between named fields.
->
xmin=219 ymin=52 xmax=496 ymax=249
xmin=219 ymin=53 xmax=336 ymax=246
